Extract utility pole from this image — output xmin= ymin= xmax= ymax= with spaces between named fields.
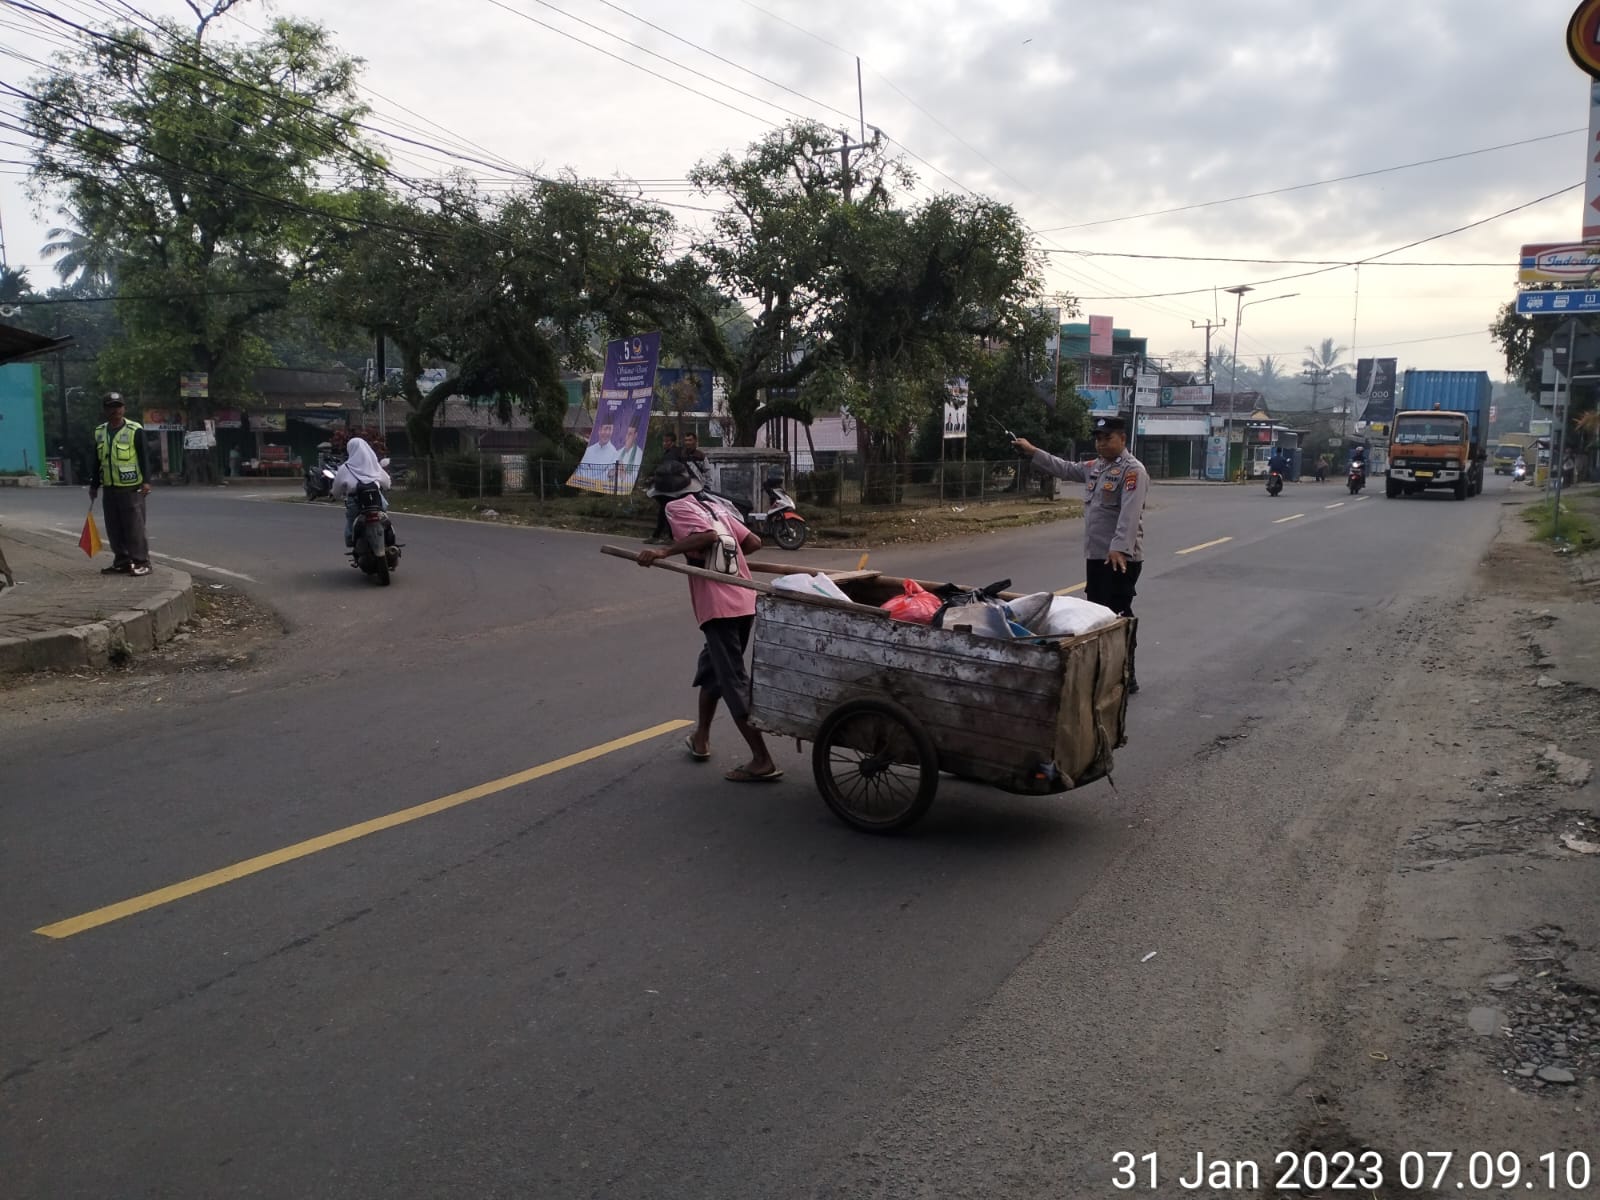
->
xmin=1191 ymin=318 xmax=1226 ymax=384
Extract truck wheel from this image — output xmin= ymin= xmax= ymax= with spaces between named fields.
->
xmin=1386 ymin=480 xmax=1400 ymax=499
xmin=1453 ymin=477 xmax=1467 ymax=500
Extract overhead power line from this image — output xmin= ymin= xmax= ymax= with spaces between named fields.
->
xmin=1047 ymin=249 xmax=1518 ymax=268
xmin=1033 ymin=129 xmax=1586 ymax=233
xmin=1066 ymin=182 xmax=1581 ymax=300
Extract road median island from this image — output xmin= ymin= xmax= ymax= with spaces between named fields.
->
xmin=384 ymin=488 xmax=1084 ymax=546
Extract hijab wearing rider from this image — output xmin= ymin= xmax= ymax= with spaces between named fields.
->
xmin=335 ymin=437 xmax=391 ymax=491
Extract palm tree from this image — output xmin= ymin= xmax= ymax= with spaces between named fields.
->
xmin=0 ymin=264 xmax=30 ymax=304
xmin=39 ymin=207 xmax=117 ymax=294
xmin=1301 ymin=337 xmax=1348 ymax=379
xmin=1255 ymin=354 xmax=1285 ymax=399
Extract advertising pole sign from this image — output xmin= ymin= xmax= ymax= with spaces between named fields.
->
xmin=942 ymin=378 xmax=969 ymax=439
xmin=1355 ymin=358 xmax=1397 ymax=429
xmin=568 ymin=332 xmax=660 ymax=495
xmin=1088 ymin=314 xmax=1113 ymax=357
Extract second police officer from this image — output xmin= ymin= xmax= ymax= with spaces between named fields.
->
xmin=1013 ymin=414 xmax=1147 ymax=693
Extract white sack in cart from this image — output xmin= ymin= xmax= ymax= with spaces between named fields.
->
xmin=772 ymin=572 xmax=851 ymax=602
xmin=1036 ymin=594 xmax=1120 ymax=637
xmin=1004 ymin=591 xmax=1056 ymax=629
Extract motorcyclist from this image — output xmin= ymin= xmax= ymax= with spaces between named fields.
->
xmin=1267 ymin=448 xmax=1288 ymax=481
xmin=1513 ymin=454 xmax=1527 ymax=480
xmin=331 ymin=436 xmax=391 ymax=548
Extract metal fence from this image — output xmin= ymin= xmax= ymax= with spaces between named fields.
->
xmin=399 ymin=450 xmax=1063 ymax=514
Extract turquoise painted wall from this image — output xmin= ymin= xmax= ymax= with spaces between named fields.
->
xmin=0 ymin=362 xmax=46 ymax=477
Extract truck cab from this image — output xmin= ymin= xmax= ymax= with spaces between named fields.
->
xmin=1386 ymin=408 xmax=1480 ymax=499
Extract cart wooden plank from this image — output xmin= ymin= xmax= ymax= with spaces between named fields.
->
xmin=748 ymin=591 xmax=1130 ymax=795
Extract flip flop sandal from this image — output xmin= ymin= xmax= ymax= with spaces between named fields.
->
xmin=684 ymin=735 xmax=711 ymax=762
xmin=725 ymin=765 xmax=783 ymax=783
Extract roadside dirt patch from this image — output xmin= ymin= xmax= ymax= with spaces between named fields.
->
xmin=0 ymin=584 xmax=284 ymax=732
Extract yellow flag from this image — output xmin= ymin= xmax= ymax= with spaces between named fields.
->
xmin=78 ymin=509 xmax=103 ymax=558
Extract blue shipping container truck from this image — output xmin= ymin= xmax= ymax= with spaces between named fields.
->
xmin=1387 ymin=370 xmax=1492 ymax=500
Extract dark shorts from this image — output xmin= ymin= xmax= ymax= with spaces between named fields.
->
xmin=692 ymin=615 xmax=755 ymax=721
xmin=1085 ymin=557 xmax=1142 ymax=616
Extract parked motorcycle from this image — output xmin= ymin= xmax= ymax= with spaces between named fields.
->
xmin=711 ymin=471 xmax=809 ymax=551
xmin=304 ymin=452 xmax=343 ymax=502
xmin=1266 ymin=469 xmax=1284 ymax=497
xmin=348 ymin=480 xmax=401 ymax=585
xmin=1347 ymin=462 xmax=1365 ymax=495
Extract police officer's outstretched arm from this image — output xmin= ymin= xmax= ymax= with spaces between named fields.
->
xmin=1014 ymin=437 xmax=1088 ymax=483
xmin=1108 ymin=464 xmax=1146 ymax=571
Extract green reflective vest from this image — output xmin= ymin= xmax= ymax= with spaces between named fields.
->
xmin=95 ymin=420 xmax=145 ymax=488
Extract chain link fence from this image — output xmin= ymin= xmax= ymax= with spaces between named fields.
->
xmin=399 ymin=448 xmax=1063 ymax=512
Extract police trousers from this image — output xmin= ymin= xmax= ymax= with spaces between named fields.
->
xmin=1086 ymin=557 xmax=1141 ymax=684
xmin=102 ymin=486 xmax=149 ymax=567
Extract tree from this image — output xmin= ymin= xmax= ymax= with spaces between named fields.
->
xmin=39 ymin=206 xmax=118 ymax=294
xmin=684 ymin=121 xmax=910 ymax=444
xmin=0 ymin=265 xmax=30 ymax=303
xmin=1255 ymin=354 xmax=1286 ymax=401
xmin=25 ymin=3 xmax=380 ymax=450
xmin=1301 ymin=337 xmax=1349 ymax=380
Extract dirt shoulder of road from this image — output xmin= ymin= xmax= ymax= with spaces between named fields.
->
xmin=816 ymin=488 xmax=1600 ymax=1199
xmin=382 ymin=489 xmax=1084 ymax=547
xmin=0 ymin=583 xmax=284 ymax=733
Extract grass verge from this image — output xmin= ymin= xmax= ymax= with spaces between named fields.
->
xmin=1522 ymin=488 xmax=1599 ymax=551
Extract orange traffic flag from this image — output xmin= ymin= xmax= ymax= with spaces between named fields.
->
xmin=78 ymin=508 xmax=102 ymax=558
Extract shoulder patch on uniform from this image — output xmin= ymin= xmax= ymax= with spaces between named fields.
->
xmin=1124 ymin=471 xmax=1138 ymax=491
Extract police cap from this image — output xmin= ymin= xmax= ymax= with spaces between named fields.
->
xmin=1091 ymin=414 xmax=1126 ymax=435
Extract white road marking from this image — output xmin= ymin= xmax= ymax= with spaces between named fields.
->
xmin=1273 ymin=513 xmax=1306 ymax=524
xmin=149 ymin=553 xmax=258 ymax=583
xmin=1325 ymin=502 xmax=1345 ymax=509
xmin=43 ymin=528 xmax=257 ymax=582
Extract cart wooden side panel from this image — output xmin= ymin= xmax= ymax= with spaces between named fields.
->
xmin=748 ymin=593 xmax=1130 ymax=795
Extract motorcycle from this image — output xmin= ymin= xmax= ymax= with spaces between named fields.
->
xmin=304 ymin=453 xmax=343 ymax=502
xmin=1513 ymin=462 xmax=1527 ymax=483
xmin=348 ymin=480 xmax=401 ymax=585
xmin=711 ymin=471 xmax=808 ymax=551
xmin=1347 ymin=462 xmax=1365 ymax=495
xmin=1266 ymin=469 xmax=1284 ymax=497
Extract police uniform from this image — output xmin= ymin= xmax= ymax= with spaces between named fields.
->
xmin=1028 ymin=414 xmax=1147 ymax=687
xmin=90 ymin=397 xmax=152 ymax=573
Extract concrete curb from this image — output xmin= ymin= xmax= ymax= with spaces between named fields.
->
xmin=0 ymin=531 xmax=195 ymax=675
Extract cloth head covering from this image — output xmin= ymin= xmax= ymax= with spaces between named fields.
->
xmin=343 ymin=437 xmax=386 ymax=484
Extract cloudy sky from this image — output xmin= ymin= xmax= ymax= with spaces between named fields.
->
xmin=0 ymin=0 xmax=1589 ymax=379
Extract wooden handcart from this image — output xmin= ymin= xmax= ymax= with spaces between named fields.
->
xmin=602 ymin=548 xmax=1133 ymax=833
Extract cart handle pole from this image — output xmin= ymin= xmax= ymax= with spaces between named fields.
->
xmin=599 ymin=544 xmax=776 ymax=594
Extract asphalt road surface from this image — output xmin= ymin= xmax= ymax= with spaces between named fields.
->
xmin=0 ymin=475 xmax=1521 ymax=1197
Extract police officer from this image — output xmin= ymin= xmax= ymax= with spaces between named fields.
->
xmin=1014 ymin=414 xmax=1147 ymax=692
xmin=88 ymin=393 xmax=153 ymax=576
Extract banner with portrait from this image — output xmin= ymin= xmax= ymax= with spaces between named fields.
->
xmin=568 ymin=333 xmax=660 ymax=495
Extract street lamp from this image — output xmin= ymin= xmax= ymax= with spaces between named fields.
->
xmin=1222 ymin=286 xmax=1299 ymax=481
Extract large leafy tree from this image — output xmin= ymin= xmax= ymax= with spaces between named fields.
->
xmin=24 ymin=3 xmax=380 ymax=425
xmin=685 ymin=121 xmax=909 ymax=444
xmin=320 ymin=176 xmax=688 ymax=458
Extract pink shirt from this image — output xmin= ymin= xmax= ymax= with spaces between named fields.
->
xmin=665 ymin=496 xmax=758 ymax=626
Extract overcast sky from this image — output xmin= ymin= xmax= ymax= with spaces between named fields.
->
xmin=0 ymin=0 xmax=1590 ymax=379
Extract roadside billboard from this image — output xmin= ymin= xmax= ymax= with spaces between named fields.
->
xmin=1519 ymin=242 xmax=1600 ymax=285
xmin=568 ymin=333 xmax=660 ymax=495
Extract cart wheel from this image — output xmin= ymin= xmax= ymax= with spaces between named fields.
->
xmin=812 ymin=697 xmax=938 ymax=833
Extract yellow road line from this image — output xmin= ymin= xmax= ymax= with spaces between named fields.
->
xmin=1175 ymin=536 xmax=1233 ymax=556
xmin=1273 ymin=513 xmax=1306 ymax=524
xmin=34 ymin=719 xmax=693 ymax=940
xmin=1325 ymin=501 xmax=1345 ymax=509
xmin=1052 ymin=582 xmax=1087 ymax=595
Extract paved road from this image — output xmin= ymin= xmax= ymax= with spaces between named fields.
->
xmin=0 ymin=476 xmax=1520 ymax=1197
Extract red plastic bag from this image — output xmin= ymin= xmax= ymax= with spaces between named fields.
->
xmin=881 ymin=578 xmax=941 ymax=624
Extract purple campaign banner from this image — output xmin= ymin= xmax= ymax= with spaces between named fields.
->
xmin=569 ymin=332 xmax=660 ymax=494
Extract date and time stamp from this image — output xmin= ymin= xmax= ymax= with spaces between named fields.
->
xmin=1110 ymin=1149 xmax=1595 ymax=1193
